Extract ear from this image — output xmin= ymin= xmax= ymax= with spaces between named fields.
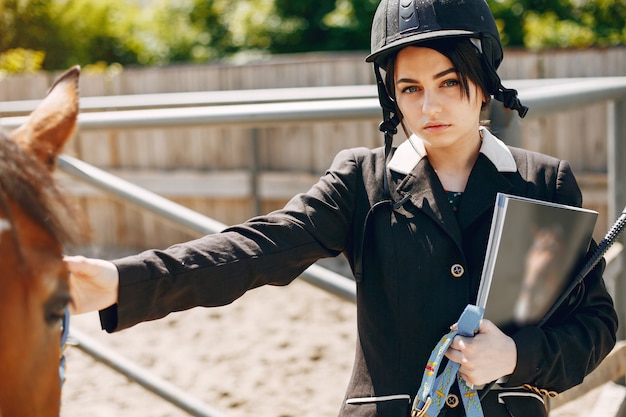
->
xmin=10 ymin=65 xmax=80 ymax=170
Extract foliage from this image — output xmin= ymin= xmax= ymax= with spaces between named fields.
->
xmin=263 ymin=0 xmax=378 ymax=54
xmin=486 ymin=0 xmax=626 ymax=48
xmin=0 ymin=0 xmax=625 ymax=72
xmin=0 ymin=48 xmax=45 ymax=74
xmin=0 ymin=0 xmax=146 ymax=69
xmin=180 ymin=0 xmax=276 ymax=60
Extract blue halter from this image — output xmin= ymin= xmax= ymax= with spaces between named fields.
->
xmin=59 ymin=307 xmax=70 ymax=389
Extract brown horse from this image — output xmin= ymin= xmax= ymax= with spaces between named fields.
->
xmin=513 ymin=224 xmax=566 ymax=326
xmin=0 ymin=66 xmax=85 ymax=417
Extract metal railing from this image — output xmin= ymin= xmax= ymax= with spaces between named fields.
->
xmin=67 ymin=327 xmax=230 ymax=417
xmin=0 ymin=77 xmax=607 ymax=117
xmin=0 ymin=85 xmax=378 ymax=115
xmin=0 ymin=79 xmax=565 ymax=117
xmin=6 ymin=77 xmax=624 ymax=416
xmin=3 ymin=77 xmax=625 ymax=130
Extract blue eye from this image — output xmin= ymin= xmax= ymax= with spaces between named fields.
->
xmin=442 ymin=79 xmax=460 ymax=87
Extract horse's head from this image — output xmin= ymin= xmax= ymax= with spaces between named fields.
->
xmin=0 ymin=66 xmax=85 ymax=416
xmin=514 ymin=224 xmax=566 ymax=325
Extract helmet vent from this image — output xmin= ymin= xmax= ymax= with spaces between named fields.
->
xmin=399 ymin=0 xmax=419 ymax=33
xmin=470 ymin=38 xmax=483 ymax=53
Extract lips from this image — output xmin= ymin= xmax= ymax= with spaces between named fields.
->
xmin=423 ymin=121 xmax=450 ymax=132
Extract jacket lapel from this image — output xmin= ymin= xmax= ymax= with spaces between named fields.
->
xmin=387 ymin=129 xmax=517 ymax=247
xmin=391 ymin=154 xmax=514 ymax=248
xmin=394 ymin=158 xmax=465 ymax=247
xmin=457 ymin=154 xmax=513 ymax=230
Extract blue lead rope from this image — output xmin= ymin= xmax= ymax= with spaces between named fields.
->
xmin=411 ymin=304 xmax=485 ymax=417
xmin=60 ymin=306 xmax=70 ymax=389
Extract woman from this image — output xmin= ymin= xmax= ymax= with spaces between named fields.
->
xmin=66 ymin=0 xmax=617 ymax=416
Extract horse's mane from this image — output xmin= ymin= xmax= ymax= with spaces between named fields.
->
xmin=0 ymin=133 xmax=86 ymax=248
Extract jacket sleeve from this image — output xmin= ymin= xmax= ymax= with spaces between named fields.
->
xmin=100 ymin=148 xmax=368 ymax=332
xmin=505 ymin=159 xmax=618 ymax=392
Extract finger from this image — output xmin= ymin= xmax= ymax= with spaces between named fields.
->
xmin=444 ymin=347 xmax=462 ymax=364
xmin=478 ymin=318 xmax=497 ymax=333
xmin=459 ymin=371 xmax=476 ymax=387
xmin=451 ymin=335 xmax=468 ymax=351
xmin=445 ymin=338 xmax=465 ymax=363
xmin=64 ymin=255 xmax=87 ymax=264
xmin=64 ymin=255 xmax=90 ymax=276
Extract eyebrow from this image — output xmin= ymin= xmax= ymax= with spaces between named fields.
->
xmin=396 ymin=67 xmax=457 ymax=84
xmin=434 ymin=68 xmax=457 ymax=79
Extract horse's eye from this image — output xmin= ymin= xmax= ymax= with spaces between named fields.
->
xmin=44 ymin=296 xmax=70 ymax=328
xmin=46 ymin=310 xmax=66 ymax=327
xmin=45 ymin=309 xmax=66 ymax=329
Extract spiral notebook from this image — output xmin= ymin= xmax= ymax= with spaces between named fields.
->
xmin=476 ymin=193 xmax=598 ymax=328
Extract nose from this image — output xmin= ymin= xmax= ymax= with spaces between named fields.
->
xmin=422 ymin=90 xmax=442 ymax=117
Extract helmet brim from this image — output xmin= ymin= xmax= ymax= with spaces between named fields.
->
xmin=365 ymin=29 xmax=476 ymax=64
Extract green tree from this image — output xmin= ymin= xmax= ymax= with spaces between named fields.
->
xmin=265 ymin=0 xmax=378 ymax=53
xmin=137 ymin=0 xmax=277 ymax=63
xmin=46 ymin=0 xmax=144 ymax=68
xmin=0 ymin=0 xmax=57 ymax=53
xmin=486 ymin=0 xmax=626 ymax=48
xmin=0 ymin=48 xmax=45 ymax=73
xmin=1 ymin=0 xmax=626 ymax=73
xmin=0 ymin=0 xmax=146 ymax=70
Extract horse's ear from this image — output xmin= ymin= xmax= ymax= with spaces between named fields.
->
xmin=10 ymin=65 xmax=80 ymax=170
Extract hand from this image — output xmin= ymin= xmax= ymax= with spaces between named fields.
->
xmin=444 ymin=319 xmax=517 ymax=386
xmin=64 ymin=255 xmax=120 ymax=314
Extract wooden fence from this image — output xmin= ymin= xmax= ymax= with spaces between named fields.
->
xmin=2 ymin=47 xmax=625 ymax=249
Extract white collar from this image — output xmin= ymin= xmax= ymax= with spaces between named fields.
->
xmin=387 ymin=126 xmax=517 ymax=175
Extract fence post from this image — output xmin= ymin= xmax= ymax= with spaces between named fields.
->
xmin=608 ymin=98 xmax=626 ymax=341
xmin=249 ymin=128 xmax=261 ymax=216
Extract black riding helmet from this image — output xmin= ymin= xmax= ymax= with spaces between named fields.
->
xmin=367 ymin=0 xmax=528 ymax=142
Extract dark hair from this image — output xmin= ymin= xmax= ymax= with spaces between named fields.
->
xmin=384 ymin=37 xmax=492 ymax=109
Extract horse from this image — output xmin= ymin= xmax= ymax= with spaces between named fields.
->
xmin=513 ymin=224 xmax=566 ymax=326
xmin=0 ymin=66 xmax=86 ymax=417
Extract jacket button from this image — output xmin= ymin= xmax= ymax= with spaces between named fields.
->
xmin=446 ymin=393 xmax=460 ymax=408
xmin=450 ymin=264 xmax=464 ymax=278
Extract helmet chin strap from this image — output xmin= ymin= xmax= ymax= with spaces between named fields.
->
xmin=374 ymin=63 xmax=401 ymax=196
xmin=494 ymin=85 xmax=529 ymax=118
xmin=475 ymin=38 xmax=529 ymax=118
xmin=354 ymin=64 xmax=408 ymax=284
